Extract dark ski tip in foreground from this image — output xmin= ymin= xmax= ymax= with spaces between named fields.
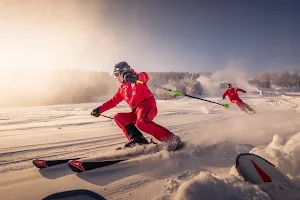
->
xmin=68 ymin=159 xmax=128 ymax=173
xmin=33 ymin=158 xmax=80 ymax=169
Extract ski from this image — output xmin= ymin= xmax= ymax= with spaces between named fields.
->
xmin=68 ymin=159 xmax=128 ymax=173
xmin=32 ymin=158 xmax=80 ymax=169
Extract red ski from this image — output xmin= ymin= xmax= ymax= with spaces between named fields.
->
xmin=68 ymin=159 xmax=128 ymax=173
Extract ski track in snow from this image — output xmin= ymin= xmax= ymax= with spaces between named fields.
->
xmin=0 ymin=94 xmax=300 ymax=200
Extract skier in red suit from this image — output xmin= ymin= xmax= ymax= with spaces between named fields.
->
xmin=222 ymin=84 xmax=256 ymax=113
xmin=91 ymin=61 xmax=184 ymax=151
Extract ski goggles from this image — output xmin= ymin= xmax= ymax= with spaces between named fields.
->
xmin=113 ymin=71 xmax=122 ymax=78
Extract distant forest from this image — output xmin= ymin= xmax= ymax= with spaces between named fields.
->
xmin=251 ymin=71 xmax=300 ymax=88
xmin=1 ymin=69 xmax=300 ymax=107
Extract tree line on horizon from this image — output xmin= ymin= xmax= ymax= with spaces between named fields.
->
xmin=1 ymin=69 xmax=299 ymax=107
xmin=252 ymin=71 xmax=300 ymax=88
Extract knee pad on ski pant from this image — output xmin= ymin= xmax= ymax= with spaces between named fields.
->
xmin=125 ymin=124 xmax=143 ymax=139
xmin=114 ymin=112 xmax=137 ymax=140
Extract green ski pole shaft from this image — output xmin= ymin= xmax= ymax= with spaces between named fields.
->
xmin=136 ymin=80 xmax=229 ymax=108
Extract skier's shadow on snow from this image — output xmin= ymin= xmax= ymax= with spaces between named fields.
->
xmin=38 ymin=164 xmax=73 ymax=179
xmin=75 ymin=143 xmax=255 ymax=186
xmin=75 ymin=142 xmax=255 ymax=186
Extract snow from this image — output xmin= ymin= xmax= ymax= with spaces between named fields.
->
xmin=176 ymin=171 xmax=271 ymax=200
xmin=1 ymin=93 xmax=300 ymax=200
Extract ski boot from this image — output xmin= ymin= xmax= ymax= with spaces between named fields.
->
xmin=116 ymin=124 xmax=150 ymax=150
xmin=165 ymin=135 xmax=185 ymax=151
xmin=124 ymin=135 xmax=149 ymax=148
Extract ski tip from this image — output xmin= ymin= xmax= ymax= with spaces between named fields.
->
xmin=68 ymin=160 xmax=85 ymax=173
xmin=32 ymin=158 xmax=81 ymax=169
xmin=32 ymin=159 xmax=48 ymax=168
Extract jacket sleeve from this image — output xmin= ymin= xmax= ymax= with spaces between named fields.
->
xmin=137 ymin=72 xmax=149 ymax=83
xmin=236 ymin=88 xmax=245 ymax=93
xmin=99 ymin=88 xmax=123 ymax=113
xmin=222 ymin=90 xmax=228 ymax=98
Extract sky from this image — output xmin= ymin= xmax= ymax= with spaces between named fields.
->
xmin=0 ymin=0 xmax=299 ymax=73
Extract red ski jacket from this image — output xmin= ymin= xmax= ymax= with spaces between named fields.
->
xmin=222 ymin=88 xmax=245 ymax=102
xmin=99 ymin=71 xmax=154 ymax=113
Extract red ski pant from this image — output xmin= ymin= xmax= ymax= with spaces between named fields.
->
xmin=114 ymin=103 xmax=174 ymax=142
xmin=231 ymin=99 xmax=254 ymax=112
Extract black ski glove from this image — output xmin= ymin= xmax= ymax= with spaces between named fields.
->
xmin=91 ymin=107 xmax=101 ymax=117
xmin=242 ymin=90 xmax=246 ymax=93
xmin=123 ymin=72 xmax=138 ymax=83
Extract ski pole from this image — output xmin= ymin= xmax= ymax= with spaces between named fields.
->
xmin=91 ymin=110 xmax=114 ymax=120
xmin=136 ymin=80 xmax=229 ymax=109
xmin=208 ymin=99 xmax=223 ymax=114
xmin=100 ymin=114 xmax=114 ymax=120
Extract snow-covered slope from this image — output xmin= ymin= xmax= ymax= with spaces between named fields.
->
xmin=0 ymin=94 xmax=300 ymax=200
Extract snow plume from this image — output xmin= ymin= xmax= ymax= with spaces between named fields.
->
xmin=215 ymin=63 xmax=260 ymax=92
xmin=197 ymin=61 xmax=260 ymax=95
xmin=175 ymin=171 xmax=271 ymax=200
xmin=196 ymin=76 xmax=220 ymax=96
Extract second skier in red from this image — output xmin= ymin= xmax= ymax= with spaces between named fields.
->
xmin=222 ymin=83 xmax=256 ymax=114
